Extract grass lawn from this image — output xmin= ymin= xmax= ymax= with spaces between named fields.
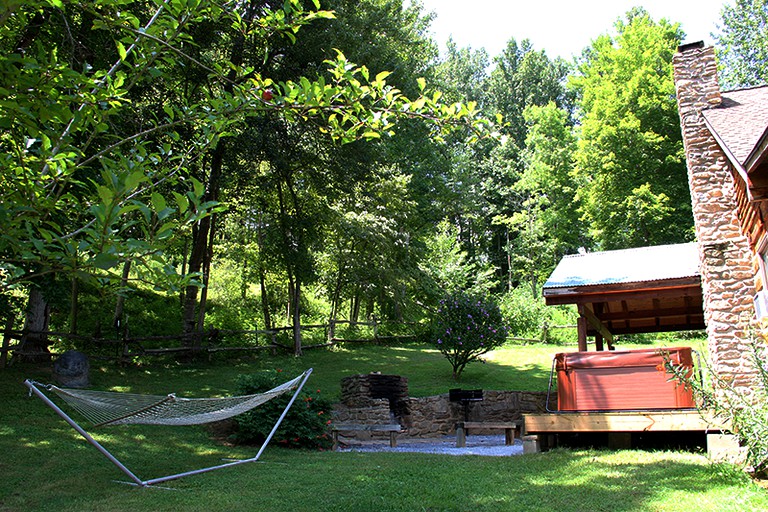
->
xmin=2 ymin=339 xmax=766 ymax=511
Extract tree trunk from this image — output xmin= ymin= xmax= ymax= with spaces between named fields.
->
xmin=179 ymin=237 xmax=188 ymax=307
xmin=113 ymin=260 xmax=132 ymax=337
xmin=330 ymin=256 xmax=347 ymax=322
xmin=21 ymin=287 xmax=51 ymax=362
xmin=194 ymin=212 xmax=218 ymax=349
xmin=506 ymin=227 xmax=513 ymax=293
xmin=256 ymin=211 xmax=272 ymax=330
xmin=274 ymin=170 xmax=306 ymax=356
xmin=183 ymin=224 xmax=202 ymax=335
xmin=181 ymin=0 xmax=258 ymax=339
xmin=69 ymin=276 xmax=78 ymax=334
xmin=292 ymin=276 xmax=302 ymax=356
xmin=350 ymin=293 xmax=360 ymax=324
xmin=182 ymin=144 xmax=224 ymax=339
xmin=286 ymin=279 xmax=294 ymax=324
xmin=259 ymin=268 xmax=272 ymax=331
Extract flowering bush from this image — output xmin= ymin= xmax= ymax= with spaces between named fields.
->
xmin=432 ymin=293 xmax=508 ymax=379
xmin=233 ymin=369 xmax=333 ymax=450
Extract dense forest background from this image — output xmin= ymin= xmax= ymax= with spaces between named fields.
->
xmin=1 ymin=0 xmax=766 ymax=358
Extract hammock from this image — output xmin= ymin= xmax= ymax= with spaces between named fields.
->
xmin=24 ymin=369 xmax=313 ymax=487
xmin=39 ymin=371 xmax=306 ymax=427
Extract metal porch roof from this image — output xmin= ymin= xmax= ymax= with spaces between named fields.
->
xmin=543 ymin=242 xmax=700 ymax=290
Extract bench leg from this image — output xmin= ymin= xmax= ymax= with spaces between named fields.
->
xmin=389 ymin=431 xmax=397 ymax=448
xmin=456 ymin=425 xmax=467 ymax=447
xmin=332 ymin=431 xmax=339 ymax=451
xmin=504 ymin=428 xmax=513 ymax=445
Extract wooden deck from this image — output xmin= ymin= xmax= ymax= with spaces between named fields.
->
xmin=522 ymin=410 xmax=732 ymax=453
xmin=524 ymin=410 xmax=728 ymax=434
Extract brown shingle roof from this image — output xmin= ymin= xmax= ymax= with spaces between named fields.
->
xmin=703 ymin=85 xmax=768 ymax=167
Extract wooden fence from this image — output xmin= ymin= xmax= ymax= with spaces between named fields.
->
xmin=0 ymin=317 xmax=421 ymax=367
xmin=1 ymin=317 xmax=577 ymax=368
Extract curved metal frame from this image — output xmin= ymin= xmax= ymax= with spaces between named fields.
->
xmin=24 ymin=368 xmax=313 ymax=487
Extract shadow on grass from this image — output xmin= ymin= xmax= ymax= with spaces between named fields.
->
xmin=3 ymin=356 xmax=767 ymax=512
xmin=6 ymin=341 xmax=757 ymax=511
xmin=229 ymin=449 xmax=765 ymax=512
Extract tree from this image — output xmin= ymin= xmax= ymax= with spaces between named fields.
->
xmin=212 ymin=0 xmax=461 ymax=352
xmin=715 ymin=0 xmax=768 ymax=88
xmin=500 ymin=102 xmax=582 ymax=297
xmin=570 ymin=8 xmax=692 ymax=250
xmin=419 ymin=219 xmax=496 ymax=301
xmin=488 ymin=38 xmax=571 ymax=152
xmin=432 ymin=292 xmax=507 ymax=379
xmin=0 ymin=0 xmax=495 ymax=357
xmin=482 ymin=38 xmax=571 ymax=289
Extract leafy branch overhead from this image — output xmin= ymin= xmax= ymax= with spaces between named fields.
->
xmin=0 ymin=0 xmax=496 ymax=293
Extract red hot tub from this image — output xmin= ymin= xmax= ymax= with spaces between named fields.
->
xmin=555 ymin=347 xmax=695 ymax=411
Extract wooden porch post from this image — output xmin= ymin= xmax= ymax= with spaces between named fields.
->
xmin=577 ymin=304 xmax=588 ymax=351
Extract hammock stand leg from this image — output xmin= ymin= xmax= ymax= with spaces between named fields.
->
xmin=140 ymin=367 xmax=313 ymax=487
xmin=24 ymin=379 xmax=145 ymax=486
xmin=24 ymin=368 xmax=313 ymax=488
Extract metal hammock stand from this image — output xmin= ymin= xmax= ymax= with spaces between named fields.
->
xmin=24 ymin=368 xmax=313 ymax=487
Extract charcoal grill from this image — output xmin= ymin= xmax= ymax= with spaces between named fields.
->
xmin=449 ymin=388 xmax=483 ymax=421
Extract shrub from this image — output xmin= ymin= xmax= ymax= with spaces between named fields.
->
xmin=233 ymin=369 xmax=333 ymax=450
xmin=432 ymin=292 xmax=508 ymax=379
xmin=498 ymin=287 xmax=577 ymax=344
xmin=664 ymin=334 xmax=768 ymax=476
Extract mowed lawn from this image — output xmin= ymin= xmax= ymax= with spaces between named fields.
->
xmin=2 ymin=339 xmax=767 ymax=512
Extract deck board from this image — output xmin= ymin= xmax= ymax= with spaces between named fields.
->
xmin=524 ymin=410 xmax=729 ymax=434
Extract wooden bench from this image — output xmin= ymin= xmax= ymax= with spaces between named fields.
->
xmin=331 ymin=424 xmax=402 ymax=450
xmin=455 ymin=421 xmax=521 ymax=447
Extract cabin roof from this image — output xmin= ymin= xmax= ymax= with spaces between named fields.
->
xmin=703 ymin=85 xmax=768 ymax=168
xmin=542 ymin=243 xmax=705 ymax=339
xmin=543 ymin=243 xmax=700 ymax=290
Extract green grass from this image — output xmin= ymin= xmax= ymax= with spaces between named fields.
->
xmin=2 ymin=339 xmax=765 ymax=512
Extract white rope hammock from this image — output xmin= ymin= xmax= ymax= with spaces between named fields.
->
xmin=40 ymin=371 xmax=306 ymax=427
xmin=24 ymin=369 xmax=313 ymax=487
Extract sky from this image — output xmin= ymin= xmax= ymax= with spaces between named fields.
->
xmin=414 ymin=0 xmax=729 ymax=61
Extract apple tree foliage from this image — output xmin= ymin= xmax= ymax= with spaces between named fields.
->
xmin=0 ymin=0 xmax=496 ymax=306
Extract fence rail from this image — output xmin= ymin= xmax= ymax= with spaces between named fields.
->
xmin=1 ymin=316 xmax=423 ymax=366
xmin=1 ymin=318 xmax=578 ymax=368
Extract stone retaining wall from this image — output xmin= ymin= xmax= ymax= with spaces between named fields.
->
xmin=332 ymin=390 xmax=549 ymax=440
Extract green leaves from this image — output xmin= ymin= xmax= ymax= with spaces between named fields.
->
xmin=0 ymin=0 xmax=495 ymax=300
xmin=432 ymin=293 xmax=508 ymax=379
xmin=715 ymin=0 xmax=768 ymax=88
xmin=570 ymin=8 xmax=690 ymax=250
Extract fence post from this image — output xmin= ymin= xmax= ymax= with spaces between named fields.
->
xmin=1 ymin=316 xmax=14 ymax=369
xmin=540 ymin=321 xmax=549 ymax=343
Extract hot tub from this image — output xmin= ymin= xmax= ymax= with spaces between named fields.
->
xmin=555 ymin=347 xmax=695 ymax=411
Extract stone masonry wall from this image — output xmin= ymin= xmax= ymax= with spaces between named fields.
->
xmin=331 ymin=398 xmax=394 ymax=442
xmin=672 ymin=43 xmax=758 ymax=390
xmin=404 ymin=390 xmax=549 ymax=437
xmin=332 ymin=390 xmax=549 ymax=440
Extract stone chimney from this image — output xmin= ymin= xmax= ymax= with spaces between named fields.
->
xmin=672 ymin=42 xmax=756 ymax=390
